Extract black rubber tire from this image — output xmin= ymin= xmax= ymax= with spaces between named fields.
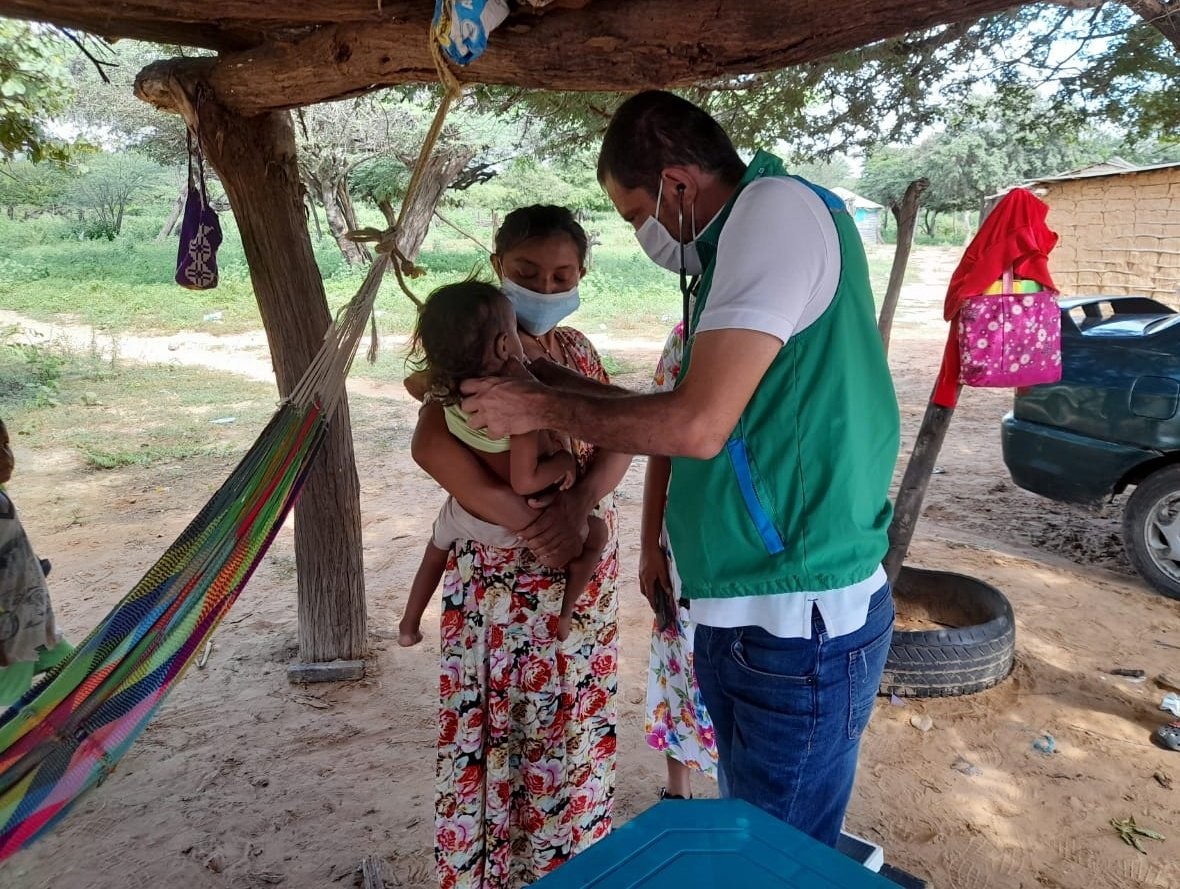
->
xmin=881 ymin=566 xmax=1016 ymax=698
xmin=1122 ymin=466 xmax=1180 ymax=601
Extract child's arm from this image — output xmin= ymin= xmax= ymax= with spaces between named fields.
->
xmin=404 ymin=370 xmax=430 ymax=403
xmin=639 ymin=456 xmax=675 ymax=616
xmin=509 ymin=431 xmax=577 ymax=496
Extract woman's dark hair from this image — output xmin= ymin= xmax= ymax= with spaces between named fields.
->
xmin=494 ymin=204 xmax=588 ymax=265
xmin=597 ymin=90 xmax=746 ymax=194
xmin=409 ymin=279 xmax=506 ymax=404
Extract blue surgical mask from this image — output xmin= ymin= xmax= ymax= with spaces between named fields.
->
xmin=500 ymin=277 xmax=581 ymax=336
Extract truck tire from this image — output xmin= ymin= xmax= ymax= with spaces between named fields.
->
xmin=1123 ymin=465 xmax=1180 ymax=601
xmin=881 ymin=566 xmax=1016 ymax=698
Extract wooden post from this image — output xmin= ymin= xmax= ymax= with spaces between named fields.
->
xmin=883 ymin=386 xmax=960 ymax=584
xmin=136 ymin=66 xmax=368 ymax=668
xmin=877 ymin=178 xmax=929 ymax=355
xmin=361 ymin=855 xmax=386 ymax=889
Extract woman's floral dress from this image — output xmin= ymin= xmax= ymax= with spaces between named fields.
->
xmin=436 ymin=328 xmax=619 ymax=889
xmin=644 ymin=323 xmax=718 ymax=778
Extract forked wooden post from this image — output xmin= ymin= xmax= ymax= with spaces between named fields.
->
xmin=883 ymin=387 xmax=960 ymax=584
xmin=136 ymin=64 xmax=368 ymax=674
xmin=877 ymin=177 xmax=929 ymax=354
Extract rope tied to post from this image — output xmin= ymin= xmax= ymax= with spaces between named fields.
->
xmin=341 ymin=12 xmax=467 ymax=361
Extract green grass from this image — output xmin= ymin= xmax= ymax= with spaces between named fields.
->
xmin=1 ymin=202 xmax=932 ymax=349
xmin=1 ymin=337 xmax=278 ymax=473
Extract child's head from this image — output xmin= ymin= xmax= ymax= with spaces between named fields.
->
xmin=410 ymin=280 xmax=525 ymax=403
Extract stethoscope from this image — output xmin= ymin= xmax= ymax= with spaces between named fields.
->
xmin=676 ymin=183 xmax=701 ymax=337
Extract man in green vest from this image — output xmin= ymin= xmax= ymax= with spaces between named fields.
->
xmin=462 ymin=91 xmax=900 ymax=846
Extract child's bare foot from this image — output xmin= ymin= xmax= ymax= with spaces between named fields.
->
xmin=557 ymin=613 xmax=573 ymax=641
xmin=398 ymin=621 xmax=423 ymax=647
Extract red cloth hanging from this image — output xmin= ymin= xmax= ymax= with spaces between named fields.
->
xmin=932 ymin=188 xmax=1060 ymax=408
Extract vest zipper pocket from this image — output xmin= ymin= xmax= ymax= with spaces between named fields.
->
xmin=725 ymin=437 xmax=785 ymax=555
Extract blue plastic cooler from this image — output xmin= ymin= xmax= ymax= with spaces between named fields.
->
xmin=534 ymin=799 xmax=897 ymax=888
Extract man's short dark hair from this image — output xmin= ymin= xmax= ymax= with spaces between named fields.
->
xmin=597 ymin=90 xmax=746 ymax=194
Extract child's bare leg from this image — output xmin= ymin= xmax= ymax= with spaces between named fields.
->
xmin=557 ymin=516 xmax=609 ymax=640
xmin=664 ymin=757 xmax=692 ymax=799
xmin=400 ymin=541 xmax=450 ymax=646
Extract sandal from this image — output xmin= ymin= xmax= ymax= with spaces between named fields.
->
xmin=1153 ymin=721 xmax=1180 ymax=751
xmin=658 ymin=787 xmax=691 ymax=800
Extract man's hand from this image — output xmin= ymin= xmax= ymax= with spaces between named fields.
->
xmin=501 ymin=354 xmax=536 ymax=381
xmin=517 ymin=489 xmax=591 ymax=568
xmin=638 ymin=543 xmax=676 ymax=619
xmin=460 ymin=378 xmax=549 ymax=439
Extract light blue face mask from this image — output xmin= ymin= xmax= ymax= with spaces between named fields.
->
xmin=500 ymin=277 xmax=581 ymax=336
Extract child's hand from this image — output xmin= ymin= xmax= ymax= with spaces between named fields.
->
xmin=527 ymin=491 xmax=558 ymax=509
xmin=638 ymin=544 xmax=675 ymax=619
xmin=558 ymin=468 xmax=576 ymax=491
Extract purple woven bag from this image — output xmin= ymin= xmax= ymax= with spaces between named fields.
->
xmin=175 ymin=130 xmax=222 ymax=290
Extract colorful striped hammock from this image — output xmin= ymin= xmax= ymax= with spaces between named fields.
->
xmin=0 ymin=246 xmax=393 ymax=860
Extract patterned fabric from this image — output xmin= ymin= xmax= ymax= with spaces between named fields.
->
xmin=649 ymin=322 xmax=685 ymax=392
xmin=958 ymin=282 xmax=1061 ymax=389
xmin=175 ymin=138 xmax=222 ymax=291
xmin=436 ymin=327 xmax=619 ymax=889
xmin=643 ymin=325 xmax=718 ymax=778
xmin=0 ymin=492 xmax=57 ymax=668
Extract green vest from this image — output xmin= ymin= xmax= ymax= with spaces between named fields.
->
xmin=666 ymin=151 xmax=899 ymax=599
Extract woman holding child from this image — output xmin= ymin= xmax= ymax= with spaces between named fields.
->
xmin=409 ymin=205 xmax=630 ymax=889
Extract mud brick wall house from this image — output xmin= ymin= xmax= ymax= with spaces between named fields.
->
xmin=1024 ymin=160 xmax=1180 ymax=305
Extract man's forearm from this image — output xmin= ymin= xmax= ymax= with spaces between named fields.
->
xmin=538 ymin=389 xmax=717 ymax=459
xmin=529 ymin=358 xmax=632 ymax=398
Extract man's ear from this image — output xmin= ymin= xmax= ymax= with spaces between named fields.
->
xmin=662 ymin=166 xmax=700 ymax=208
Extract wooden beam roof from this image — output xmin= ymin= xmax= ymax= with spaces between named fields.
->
xmin=2 ymin=0 xmax=1023 ymax=112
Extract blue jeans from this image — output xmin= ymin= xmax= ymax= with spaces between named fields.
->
xmin=693 ymin=583 xmax=894 ymax=847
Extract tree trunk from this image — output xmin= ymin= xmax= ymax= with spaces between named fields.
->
xmin=1123 ymin=0 xmax=1180 ymax=53
xmin=377 ymin=197 xmax=397 ymax=229
xmin=137 ymin=74 xmax=367 ymax=663
xmin=306 ymin=196 xmax=323 ymax=239
xmin=214 ymin=112 xmax=367 ymax=662
xmin=922 ymin=207 xmax=937 ymax=238
xmin=115 ymin=204 xmax=125 ymax=235
xmin=318 ymin=180 xmax=369 ymax=266
xmin=156 ymin=184 xmax=187 ymax=242
xmin=393 ymin=147 xmax=475 ymax=261
xmin=877 ymin=178 xmax=929 ymax=355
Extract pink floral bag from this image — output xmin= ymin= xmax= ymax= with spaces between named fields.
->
xmin=958 ymin=269 xmax=1061 ymax=389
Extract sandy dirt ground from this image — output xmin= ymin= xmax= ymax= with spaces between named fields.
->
xmin=3 ymin=247 xmax=1180 ymax=889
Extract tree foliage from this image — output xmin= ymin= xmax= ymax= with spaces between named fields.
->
xmin=0 ymin=20 xmax=74 ymax=162
xmin=67 ymin=151 xmax=167 ymax=238
xmin=0 ymin=156 xmax=75 ymax=215
xmin=484 ymin=3 xmax=1178 ymax=160
xmin=860 ymin=84 xmax=1180 ymax=235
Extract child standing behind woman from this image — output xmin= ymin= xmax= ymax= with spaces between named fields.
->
xmin=0 ymin=417 xmax=73 ymax=709
xmin=640 ymin=323 xmax=718 ymax=798
xmin=399 ymin=280 xmax=608 ymax=644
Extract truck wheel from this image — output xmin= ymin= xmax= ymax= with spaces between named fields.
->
xmin=1123 ymin=465 xmax=1180 ymax=601
xmin=882 ymin=566 xmax=1016 ymax=698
